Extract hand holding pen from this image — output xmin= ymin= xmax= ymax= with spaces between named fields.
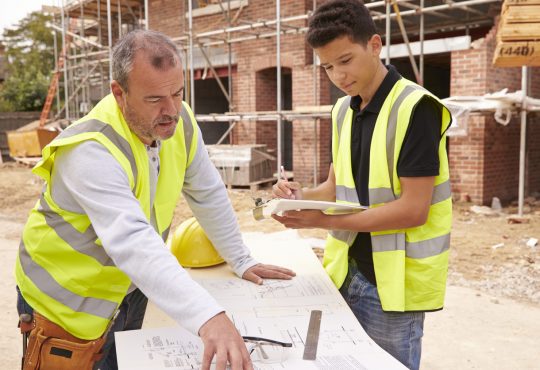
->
xmin=273 ymin=165 xmax=302 ymax=200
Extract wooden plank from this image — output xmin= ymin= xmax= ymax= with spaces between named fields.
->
xmin=505 ymin=0 xmax=540 ymax=5
xmin=249 ymin=177 xmax=276 ymax=192
xmin=502 ymin=5 xmax=540 ymax=22
xmin=225 ymin=177 xmax=277 ymax=191
xmin=13 ymin=156 xmax=42 ymax=167
xmin=498 ymin=22 xmax=540 ymax=41
xmin=493 ymin=41 xmax=540 ymax=67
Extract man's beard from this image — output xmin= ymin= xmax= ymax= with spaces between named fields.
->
xmin=124 ymin=103 xmax=179 ymax=143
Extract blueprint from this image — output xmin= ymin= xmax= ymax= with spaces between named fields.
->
xmin=116 ymin=326 xmax=202 ymax=369
xmin=197 ymin=275 xmax=334 ymax=301
xmin=115 ymin=230 xmax=406 ymax=370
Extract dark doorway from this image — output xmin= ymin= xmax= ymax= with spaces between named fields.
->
xmin=392 ymin=53 xmax=451 ymax=98
xmin=255 ymin=67 xmax=293 ymax=171
xmin=194 ymin=77 xmax=230 ymax=144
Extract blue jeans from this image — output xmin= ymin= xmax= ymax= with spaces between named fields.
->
xmin=339 ymin=259 xmax=424 ymax=370
xmin=17 ymin=286 xmax=148 ymax=370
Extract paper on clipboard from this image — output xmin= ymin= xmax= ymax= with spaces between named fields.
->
xmin=253 ymin=198 xmax=366 ymax=220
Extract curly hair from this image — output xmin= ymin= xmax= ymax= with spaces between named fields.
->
xmin=306 ymin=0 xmax=377 ymax=48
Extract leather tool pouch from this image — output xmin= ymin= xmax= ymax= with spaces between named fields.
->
xmin=23 ymin=312 xmax=106 ymax=370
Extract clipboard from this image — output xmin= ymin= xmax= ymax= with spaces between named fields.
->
xmin=252 ymin=198 xmax=366 ymax=221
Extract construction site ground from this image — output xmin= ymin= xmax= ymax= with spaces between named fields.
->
xmin=1 ymin=162 xmax=539 ymax=369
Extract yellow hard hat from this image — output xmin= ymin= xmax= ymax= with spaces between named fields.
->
xmin=168 ymin=217 xmax=225 ymax=268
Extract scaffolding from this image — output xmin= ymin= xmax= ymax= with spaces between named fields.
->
xmin=45 ymin=0 xmax=502 ymax=185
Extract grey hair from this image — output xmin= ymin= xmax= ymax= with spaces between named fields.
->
xmin=112 ymin=29 xmax=182 ymax=91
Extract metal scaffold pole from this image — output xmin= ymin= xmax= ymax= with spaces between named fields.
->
xmin=53 ymin=29 xmax=60 ymax=115
xmin=117 ymin=0 xmax=122 ymax=38
xmin=385 ymin=0 xmax=391 ymax=65
xmin=518 ymin=66 xmax=528 ymax=217
xmin=391 ymin=0 xmax=421 ymax=84
xmin=312 ymin=0 xmax=318 ymax=186
xmin=420 ymin=0 xmax=425 ymax=83
xmin=107 ymin=0 xmax=113 ymax=82
xmin=145 ymin=0 xmax=149 ymax=29
xmin=61 ymin=0 xmax=70 ymax=120
xmin=188 ymin=0 xmax=195 ymax=111
xmin=98 ymin=0 xmax=105 ymax=97
xmin=276 ymin=0 xmax=282 ymax=175
xmin=227 ymin=0 xmax=233 ymax=114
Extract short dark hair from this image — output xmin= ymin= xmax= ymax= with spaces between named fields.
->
xmin=306 ymin=0 xmax=377 ymax=48
xmin=112 ymin=29 xmax=182 ymax=91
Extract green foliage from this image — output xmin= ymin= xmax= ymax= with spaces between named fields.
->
xmin=0 ymin=12 xmax=58 ymax=111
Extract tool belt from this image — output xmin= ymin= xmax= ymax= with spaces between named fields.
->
xmin=22 ymin=312 xmax=106 ymax=370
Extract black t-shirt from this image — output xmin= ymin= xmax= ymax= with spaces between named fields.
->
xmin=346 ymin=65 xmax=443 ymax=286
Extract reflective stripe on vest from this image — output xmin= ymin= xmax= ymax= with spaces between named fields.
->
xmin=370 ymin=233 xmax=450 ymax=257
xmin=180 ymin=108 xmax=194 ymax=164
xmin=37 ymin=194 xmax=113 ymax=265
xmin=385 ymin=85 xmax=420 ymax=192
xmin=336 ymin=96 xmax=351 ymax=139
xmin=335 ymin=185 xmax=358 ymax=204
xmin=55 ymin=120 xmax=139 ymax=187
xmin=369 ymin=180 xmax=451 ymax=207
xmin=162 ymin=226 xmax=171 ymax=242
xmin=18 ymin=239 xmax=117 ymax=319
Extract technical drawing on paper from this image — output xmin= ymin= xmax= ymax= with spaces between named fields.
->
xmin=198 ymin=275 xmax=334 ymax=301
xmin=141 ymin=333 xmax=202 ymax=369
xmin=253 ymin=303 xmax=340 ymax=318
xmin=315 ymin=355 xmax=369 ymax=370
xmin=277 ymin=326 xmax=371 ymax=351
xmin=317 ymin=326 xmax=374 ymax=351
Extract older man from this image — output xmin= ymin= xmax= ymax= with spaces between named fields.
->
xmin=16 ymin=29 xmax=294 ymax=370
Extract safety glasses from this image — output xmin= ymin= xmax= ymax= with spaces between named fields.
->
xmin=242 ymin=336 xmax=293 ymax=364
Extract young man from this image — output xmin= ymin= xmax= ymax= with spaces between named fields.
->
xmin=272 ymin=1 xmax=452 ymax=369
xmin=16 ymin=30 xmax=295 ymax=370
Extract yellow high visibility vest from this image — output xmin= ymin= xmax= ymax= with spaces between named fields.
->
xmin=14 ymin=94 xmax=198 ymax=339
xmin=323 ymin=78 xmax=452 ymax=311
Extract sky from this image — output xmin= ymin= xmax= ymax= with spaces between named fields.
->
xmin=0 ymin=0 xmax=56 ymax=36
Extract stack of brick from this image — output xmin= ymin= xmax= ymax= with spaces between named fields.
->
xmin=493 ymin=0 xmax=540 ymax=67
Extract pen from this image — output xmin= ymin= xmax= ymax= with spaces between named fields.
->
xmin=280 ymin=165 xmax=287 ymax=181
xmin=280 ymin=165 xmax=295 ymax=199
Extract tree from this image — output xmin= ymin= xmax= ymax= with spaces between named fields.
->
xmin=0 ymin=12 xmax=57 ymax=111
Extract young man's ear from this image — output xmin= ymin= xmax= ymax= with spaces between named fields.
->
xmin=110 ymin=80 xmax=126 ymax=110
xmin=369 ymin=34 xmax=383 ymax=57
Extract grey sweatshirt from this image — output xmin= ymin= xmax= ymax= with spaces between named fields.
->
xmin=49 ymin=126 xmax=258 ymax=335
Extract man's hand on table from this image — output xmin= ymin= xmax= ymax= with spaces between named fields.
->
xmin=242 ymin=263 xmax=296 ymax=285
xmin=199 ymin=312 xmax=253 ymax=370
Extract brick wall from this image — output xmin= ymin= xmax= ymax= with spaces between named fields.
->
xmin=292 ymin=65 xmax=333 ymax=184
xmin=148 ymin=0 xmax=184 ymax=38
xmin=450 ymin=22 xmax=540 ymax=204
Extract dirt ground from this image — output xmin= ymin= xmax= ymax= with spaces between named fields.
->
xmin=1 ymin=162 xmax=539 ymax=369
